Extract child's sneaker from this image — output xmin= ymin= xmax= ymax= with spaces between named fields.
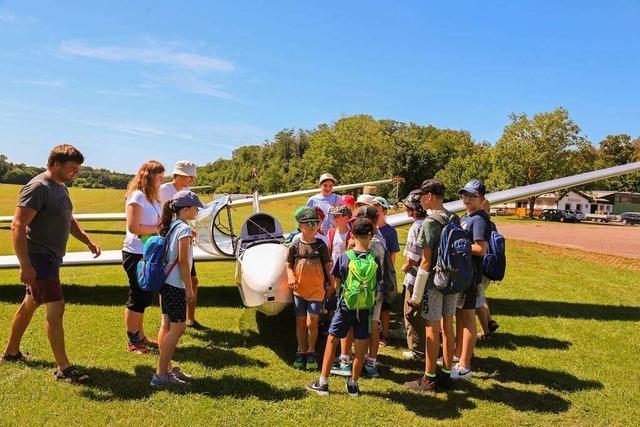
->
xmin=346 ymin=379 xmax=360 ymax=397
xmin=451 ymin=364 xmax=472 ymax=380
xmin=292 ymin=353 xmax=306 ymax=369
xmin=306 ymin=379 xmax=329 ymax=396
xmin=330 ymin=361 xmax=352 ymax=377
xmin=128 ymin=341 xmax=149 ymax=355
xmin=364 ymin=362 xmax=379 ymax=378
xmin=150 ymin=372 xmax=188 ymax=388
xmin=171 ymin=367 xmax=192 ymax=382
xmin=404 ymin=375 xmax=437 ymax=393
xmin=437 ymin=370 xmax=453 ymax=390
xmin=306 ymin=354 xmax=318 ymax=370
xmin=402 ymin=351 xmax=425 ymax=361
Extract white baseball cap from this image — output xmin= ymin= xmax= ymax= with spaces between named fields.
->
xmin=318 ymin=173 xmax=336 ymax=184
xmin=355 ymin=193 xmax=375 ymax=206
xmin=172 ymin=161 xmax=197 ymax=178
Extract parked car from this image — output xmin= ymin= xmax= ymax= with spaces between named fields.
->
xmin=566 ymin=210 xmax=586 ymax=221
xmin=619 ymin=212 xmax=640 ymax=225
xmin=539 ymin=209 xmax=577 ymax=222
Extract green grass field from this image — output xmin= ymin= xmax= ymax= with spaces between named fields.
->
xmin=1 ymin=185 xmax=639 ymax=426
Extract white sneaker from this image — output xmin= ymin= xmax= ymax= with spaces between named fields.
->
xmin=451 ymin=364 xmax=472 ymax=380
xmin=402 ymin=351 xmax=424 ymax=361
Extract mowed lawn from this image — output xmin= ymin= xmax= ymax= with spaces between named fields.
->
xmin=1 ymin=185 xmax=639 ymax=425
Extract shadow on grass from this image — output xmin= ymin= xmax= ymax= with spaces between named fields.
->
xmin=0 ymin=284 xmax=243 ymax=308
xmin=372 ymin=382 xmax=570 ymax=419
xmin=173 ymin=345 xmax=267 ymax=370
xmin=491 ymin=298 xmax=640 ymax=321
xmin=476 ymin=332 xmax=572 ymax=350
xmin=77 ymin=365 xmax=305 ymax=402
xmin=190 ymin=305 xmax=302 ymax=365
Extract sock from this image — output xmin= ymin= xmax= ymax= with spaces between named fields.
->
xmin=425 ymin=372 xmax=437 ymax=380
xmin=441 ymin=368 xmax=451 ymax=375
xmin=340 ymin=354 xmax=350 ymax=364
xmin=365 ymin=356 xmax=376 ymax=366
xmin=319 ymin=375 xmax=328 ymax=386
xmin=127 ymin=330 xmax=140 ymax=344
xmin=348 ymin=378 xmax=357 ymax=386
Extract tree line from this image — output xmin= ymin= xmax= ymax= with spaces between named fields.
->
xmin=0 ymin=155 xmax=133 ymax=189
xmin=198 ymin=108 xmax=640 ymax=217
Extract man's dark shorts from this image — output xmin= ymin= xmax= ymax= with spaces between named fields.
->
xmin=25 ymin=253 xmax=64 ymax=304
xmin=122 ymin=251 xmax=153 ymax=313
xmin=328 ymin=300 xmax=370 ymax=340
xmin=160 ymin=284 xmax=186 ymax=323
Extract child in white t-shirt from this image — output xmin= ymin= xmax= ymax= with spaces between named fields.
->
xmin=150 ymin=190 xmax=204 ymax=388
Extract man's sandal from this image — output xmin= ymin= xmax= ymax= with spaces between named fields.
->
xmin=54 ymin=365 xmax=90 ymax=384
xmin=1 ymin=351 xmax=32 ymax=363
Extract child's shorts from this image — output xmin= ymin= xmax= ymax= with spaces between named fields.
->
xmin=328 ymin=301 xmax=371 ymax=340
xmin=293 ymin=295 xmax=322 ymax=317
xmin=422 ymin=285 xmax=458 ymax=321
xmin=160 ymin=284 xmax=186 ymax=323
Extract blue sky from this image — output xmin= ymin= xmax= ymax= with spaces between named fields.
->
xmin=1 ymin=1 xmax=639 ymax=173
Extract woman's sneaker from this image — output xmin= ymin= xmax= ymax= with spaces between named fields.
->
xmin=404 ymin=375 xmax=437 ymax=393
xmin=292 ymin=353 xmax=306 ymax=369
xmin=346 ymin=379 xmax=360 ymax=397
xmin=150 ymin=372 xmax=188 ymax=388
xmin=451 ymin=364 xmax=472 ymax=380
xmin=127 ymin=341 xmax=149 ymax=355
xmin=306 ymin=354 xmax=318 ymax=370
xmin=306 ymin=379 xmax=329 ymax=396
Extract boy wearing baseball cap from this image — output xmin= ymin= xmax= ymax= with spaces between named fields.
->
xmin=158 ymin=161 xmax=204 ymax=330
xmin=452 ymin=179 xmax=491 ymax=380
xmin=287 ymin=208 xmax=332 ymax=371
xmin=307 ymin=218 xmax=382 ymax=397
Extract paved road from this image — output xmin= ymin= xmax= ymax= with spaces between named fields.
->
xmin=498 ymin=221 xmax=640 ymax=259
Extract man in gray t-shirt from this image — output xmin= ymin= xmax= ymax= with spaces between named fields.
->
xmin=2 ymin=144 xmax=100 ymax=384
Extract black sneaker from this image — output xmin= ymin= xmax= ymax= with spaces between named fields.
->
xmin=347 ymin=380 xmax=360 ymax=397
xmin=186 ymin=320 xmax=207 ymax=330
xmin=437 ymin=370 xmax=452 ymax=390
xmin=403 ymin=375 xmax=437 ymax=393
xmin=306 ymin=379 xmax=329 ymax=396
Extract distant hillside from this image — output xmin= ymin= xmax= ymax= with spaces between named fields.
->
xmin=0 ymin=154 xmax=133 ymax=189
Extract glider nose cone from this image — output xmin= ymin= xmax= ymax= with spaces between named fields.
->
xmin=238 ymin=243 xmax=292 ymax=316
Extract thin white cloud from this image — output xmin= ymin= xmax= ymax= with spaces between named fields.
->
xmin=96 ymin=89 xmax=149 ymax=98
xmin=59 ymin=40 xmax=234 ymax=73
xmin=14 ymin=79 xmax=64 ymax=88
xmin=72 ymin=117 xmax=197 ymax=141
xmin=146 ymin=73 xmax=236 ymax=100
xmin=0 ymin=13 xmax=38 ymax=24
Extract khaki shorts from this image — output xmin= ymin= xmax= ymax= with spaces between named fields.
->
xmin=423 ymin=285 xmax=458 ymax=322
xmin=371 ymin=294 xmax=384 ymax=322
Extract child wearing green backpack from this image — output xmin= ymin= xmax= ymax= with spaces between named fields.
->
xmin=306 ymin=218 xmax=382 ymax=397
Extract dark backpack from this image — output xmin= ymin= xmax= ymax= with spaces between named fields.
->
xmin=483 ymin=221 xmax=506 ymax=281
xmin=430 ymin=213 xmax=474 ymax=295
xmin=136 ymin=221 xmax=182 ymax=292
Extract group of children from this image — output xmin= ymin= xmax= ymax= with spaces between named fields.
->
xmin=287 ymin=174 xmax=499 ymax=396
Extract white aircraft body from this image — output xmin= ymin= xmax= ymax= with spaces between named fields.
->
xmin=1 ymin=163 xmax=639 ymax=316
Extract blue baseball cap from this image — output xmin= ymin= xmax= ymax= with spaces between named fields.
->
xmin=172 ymin=190 xmax=205 ymax=208
xmin=458 ymin=179 xmax=486 ymax=196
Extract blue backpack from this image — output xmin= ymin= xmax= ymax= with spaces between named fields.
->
xmin=136 ymin=221 xmax=182 ymax=292
xmin=483 ymin=221 xmax=506 ymax=281
xmin=431 ymin=213 xmax=474 ymax=295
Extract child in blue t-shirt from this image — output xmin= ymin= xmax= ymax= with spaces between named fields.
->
xmin=150 ymin=190 xmax=204 ymax=388
xmin=307 ymin=218 xmax=382 ymax=397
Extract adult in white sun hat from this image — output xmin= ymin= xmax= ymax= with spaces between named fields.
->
xmin=306 ymin=173 xmax=340 ymax=235
xmin=159 ymin=161 xmax=205 ymax=330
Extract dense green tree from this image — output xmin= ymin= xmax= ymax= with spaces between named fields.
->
xmin=491 ymin=107 xmax=587 ymax=217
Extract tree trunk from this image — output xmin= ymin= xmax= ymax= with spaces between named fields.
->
xmin=528 ymin=196 xmax=537 ymax=219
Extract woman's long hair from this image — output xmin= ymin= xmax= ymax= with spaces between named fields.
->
xmin=125 ymin=160 xmax=165 ymax=203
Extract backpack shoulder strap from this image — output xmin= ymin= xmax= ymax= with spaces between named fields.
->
xmin=428 ymin=211 xmax=449 ymax=226
xmin=345 ymin=249 xmax=357 ymax=262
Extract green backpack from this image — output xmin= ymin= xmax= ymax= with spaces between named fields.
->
xmin=343 ymin=250 xmax=378 ymax=310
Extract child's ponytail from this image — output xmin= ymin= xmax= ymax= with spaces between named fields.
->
xmin=160 ymin=200 xmax=176 ymax=236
